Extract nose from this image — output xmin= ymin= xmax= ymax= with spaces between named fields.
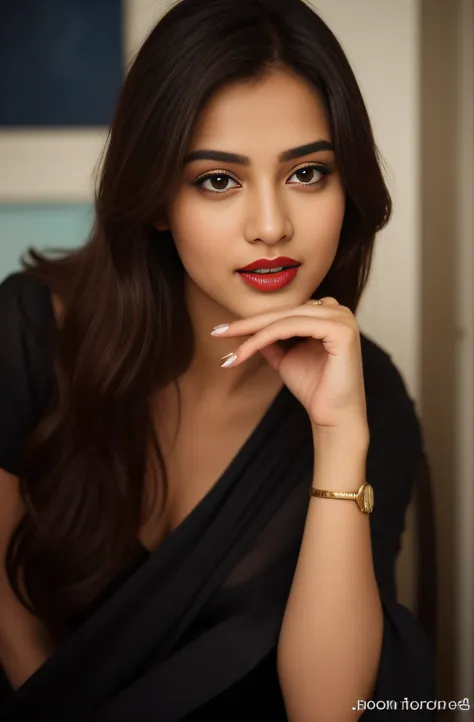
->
xmin=244 ymin=185 xmax=293 ymax=246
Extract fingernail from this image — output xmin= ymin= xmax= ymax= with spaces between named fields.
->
xmin=211 ymin=324 xmax=230 ymax=335
xmin=221 ymin=354 xmax=238 ymax=368
xmin=221 ymin=352 xmax=235 ymax=360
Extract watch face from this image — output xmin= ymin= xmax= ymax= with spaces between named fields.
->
xmin=363 ymin=484 xmax=374 ymax=512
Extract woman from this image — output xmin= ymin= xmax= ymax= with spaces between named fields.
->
xmin=0 ymin=0 xmax=435 ymax=719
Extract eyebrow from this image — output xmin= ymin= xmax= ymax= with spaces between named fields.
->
xmin=184 ymin=139 xmax=334 ymax=166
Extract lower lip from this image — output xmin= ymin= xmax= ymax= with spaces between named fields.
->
xmin=236 ymin=266 xmax=300 ymax=291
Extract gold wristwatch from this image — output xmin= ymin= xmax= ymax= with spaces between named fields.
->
xmin=309 ymin=482 xmax=374 ymax=514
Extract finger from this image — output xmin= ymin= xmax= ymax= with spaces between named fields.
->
xmin=212 ymin=304 xmax=350 ymax=339
xmin=224 ymin=315 xmax=356 ymax=367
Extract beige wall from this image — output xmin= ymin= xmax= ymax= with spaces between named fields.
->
xmin=0 ymin=130 xmax=106 ymax=202
xmin=420 ymin=0 xmax=474 ymax=714
xmin=456 ymin=0 xmax=474 ymax=707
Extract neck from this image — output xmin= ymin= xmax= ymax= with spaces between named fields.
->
xmin=180 ymin=276 xmax=279 ymax=400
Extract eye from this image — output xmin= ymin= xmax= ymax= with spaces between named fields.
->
xmin=192 ymin=172 xmax=240 ymax=194
xmin=287 ymin=164 xmax=329 ymax=186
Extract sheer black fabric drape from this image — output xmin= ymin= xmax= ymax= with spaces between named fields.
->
xmin=0 ymin=273 xmax=436 ymax=720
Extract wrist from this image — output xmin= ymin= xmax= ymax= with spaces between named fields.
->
xmin=311 ymin=427 xmax=368 ymax=494
xmin=311 ymin=421 xmax=369 ymax=455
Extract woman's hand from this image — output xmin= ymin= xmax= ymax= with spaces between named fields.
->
xmin=211 ymin=297 xmax=368 ymax=437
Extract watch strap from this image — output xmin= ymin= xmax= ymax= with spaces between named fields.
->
xmin=309 ymin=489 xmax=357 ymax=501
xmin=309 ymin=482 xmax=374 ymax=513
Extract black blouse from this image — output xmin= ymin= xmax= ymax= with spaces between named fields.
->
xmin=0 ymin=272 xmax=436 ymax=720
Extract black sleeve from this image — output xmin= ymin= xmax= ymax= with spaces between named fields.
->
xmin=0 ymin=272 xmax=55 ymax=476
xmin=359 ymin=335 xmax=436 ymax=719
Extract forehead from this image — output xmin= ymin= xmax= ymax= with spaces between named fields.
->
xmin=190 ymin=68 xmax=331 ymax=152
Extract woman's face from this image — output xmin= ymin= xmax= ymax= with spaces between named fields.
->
xmin=156 ymin=67 xmax=345 ymax=319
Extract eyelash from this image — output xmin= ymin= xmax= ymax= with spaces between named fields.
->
xmin=191 ymin=163 xmax=330 ymax=195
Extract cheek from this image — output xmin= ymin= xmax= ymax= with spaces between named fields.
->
xmin=300 ymin=186 xmax=346 ymax=248
xmin=168 ymin=189 xmax=239 ymax=262
xmin=167 ymin=197 xmax=228 ymax=273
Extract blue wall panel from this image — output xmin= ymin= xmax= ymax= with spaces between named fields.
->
xmin=0 ymin=204 xmax=93 ymax=280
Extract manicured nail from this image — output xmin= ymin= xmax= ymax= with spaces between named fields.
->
xmin=221 ymin=354 xmax=238 ymax=368
xmin=211 ymin=324 xmax=230 ymax=335
xmin=221 ymin=352 xmax=235 ymax=360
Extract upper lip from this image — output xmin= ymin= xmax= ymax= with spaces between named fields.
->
xmin=237 ymin=256 xmax=301 ymax=272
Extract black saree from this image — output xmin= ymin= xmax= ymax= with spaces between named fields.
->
xmin=0 ymin=272 xmax=436 ymax=720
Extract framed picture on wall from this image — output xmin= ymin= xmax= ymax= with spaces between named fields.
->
xmin=0 ymin=0 xmax=124 ymax=127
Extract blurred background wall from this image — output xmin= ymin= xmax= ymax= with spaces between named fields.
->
xmin=0 ymin=0 xmax=472 ymax=717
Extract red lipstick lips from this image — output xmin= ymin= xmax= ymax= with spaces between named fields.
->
xmin=236 ymin=256 xmax=301 ymax=292
xmin=237 ymin=256 xmax=300 ymax=272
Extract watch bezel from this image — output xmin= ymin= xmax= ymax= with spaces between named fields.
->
xmin=357 ymin=483 xmax=374 ymax=513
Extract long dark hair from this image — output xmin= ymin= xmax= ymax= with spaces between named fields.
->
xmin=7 ymin=0 xmax=392 ymax=640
